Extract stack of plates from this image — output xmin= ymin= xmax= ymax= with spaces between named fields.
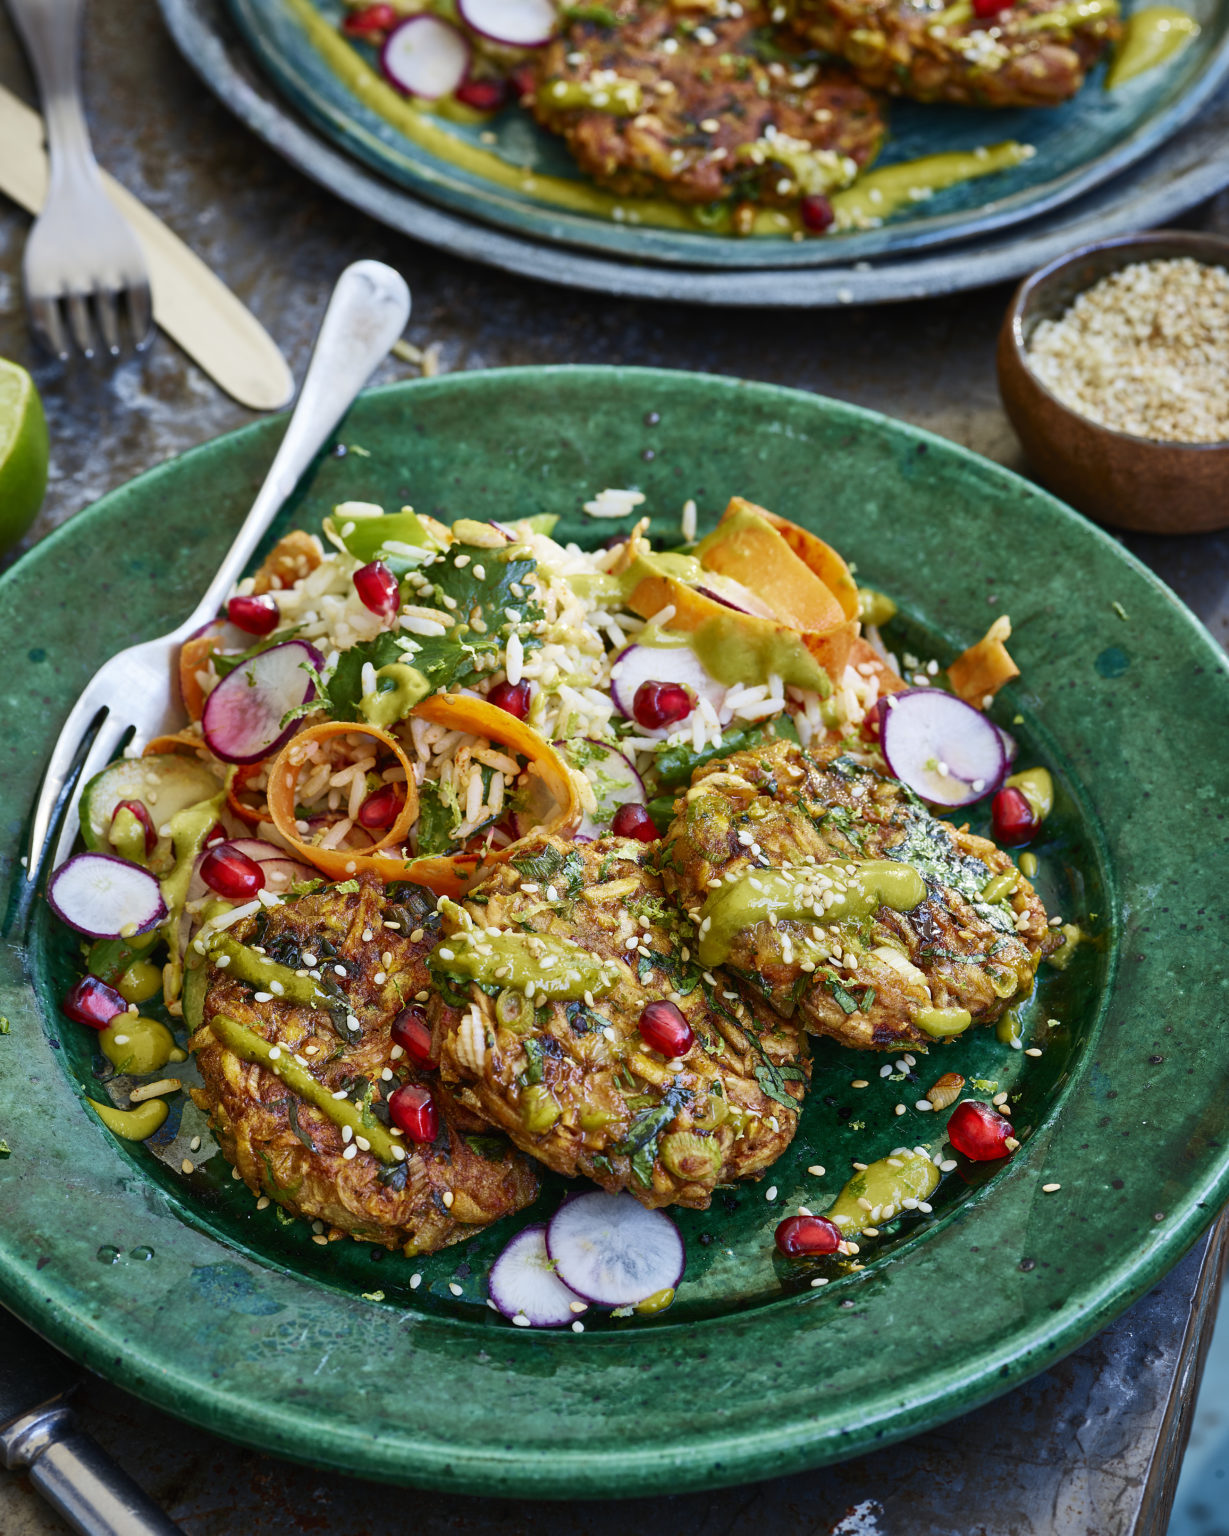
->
xmin=162 ymin=0 xmax=1229 ymax=304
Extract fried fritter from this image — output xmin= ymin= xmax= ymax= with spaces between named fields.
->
xmin=660 ymin=739 xmax=1058 ymax=1051
xmin=428 ymin=836 xmax=810 ymax=1210
xmin=191 ymin=877 xmax=539 ymax=1255
xmin=789 ymin=0 xmax=1119 ymax=107
xmin=530 ymin=0 xmax=884 ymax=207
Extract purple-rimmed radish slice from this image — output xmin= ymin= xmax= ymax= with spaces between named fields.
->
xmin=695 ymin=572 xmax=776 ymax=621
xmin=610 ymin=644 xmax=727 ymax=738
xmin=881 ymin=689 xmax=1007 ymax=807
xmin=546 ymin=1191 xmax=684 ymax=1307
xmin=382 ymin=15 xmax=470 ymax=99
xmin=559 ymin=739 xmax=645 ymax=839
xmin=489 ymin=1224 xmax=587 ymax=1328
xmin=48 ymin=853 xmax=167 ymax=939
xmin=458 ymin=0 xmax=557 ymax=47
xmin=201 ymin=639 xmax=324 ymax=765
xmin=997 ymin=724 xmax=1018 ymax=768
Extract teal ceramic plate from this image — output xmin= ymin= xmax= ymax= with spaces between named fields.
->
xmin=1 ymin=369 xmax=1226 ymax=1497
xmin=224 ymin=0 xmax=1229 ymax=269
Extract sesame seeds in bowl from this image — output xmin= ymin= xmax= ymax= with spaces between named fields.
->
xmin=996 ymin=230 xmax=1229 ymax=535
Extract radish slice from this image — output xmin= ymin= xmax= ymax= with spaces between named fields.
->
xmin=200 ymin=640 xmax=324 ymax=765
xmin=546 ymin=1191 xmax=685 ymax=1307
xmin=489 ymin=1224 xmax=587 ymax=1328
xmin=881 ymin=689 xmax=1007 ymax=808
xmin=382 ymin=15 xmax=471 ymax=99
xmin=609 ymin=644 xmax=727 ymax=739
xmin=48 ymin=853 xmax=167 ymax=939
xmin=997 ymin=724 xmax=1019 ymax=768
xmin=458 ymin=0 xmax=557 ymax=47
xmin=558 ymin=740 xmax=645 ymax=839
xmin=258 ymin=857 xmax=320 ymax=894
xmin=695 ymin=574 xmax=777 ymax=620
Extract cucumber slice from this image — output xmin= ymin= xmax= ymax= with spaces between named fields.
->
xmin=79 ymin=754 xmax=222 ymax=873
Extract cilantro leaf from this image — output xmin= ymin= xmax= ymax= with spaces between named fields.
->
xmin=753 ymin=1059 xmax=808 ymax=1110
xmin=826 ymin=975 xmax=860 ymax=1015
xmin=511 ymin=843 xmax=586 ymax=896
xmin=612 ymin=1084 xmax=689 ymax=1189
xmin=326 ymin=543 xmax=543 ymax=722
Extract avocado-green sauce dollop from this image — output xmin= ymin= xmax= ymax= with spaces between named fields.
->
xmin=697 ymin=860 xmax=926 ymax=968
xmin=360 ymin=662 xmax=430 ymax=728
xmin=208 ymin=1014 xmax=401 ymax=1164
xmin=1107 ymin=5 xmax=1199 ymax=85
xmin=433 ymin=928 xmax=622 ymax=1002
xmin=826 ymin=1148 xmax=940 ymax=1234
xmin=99 ymin=1015 xmax=182 ymax=1075
xmin=207 ymin=933 xmax=337 ymax=1011
xmin=915 ymin=1007 xmax=974 ymax=1038
xmin=86 ymin=1096 xmax=168 ymax=1142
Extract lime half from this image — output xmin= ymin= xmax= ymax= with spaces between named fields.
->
xmin=0 ymin=358 xmax=49 ymax=552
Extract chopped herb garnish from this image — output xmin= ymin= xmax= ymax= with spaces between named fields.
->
xmin=859 ymin=987 xmax=876 ymax=1013
xmin=826 ymin=975 xmax=860 ymax=1015
xmin=464 ymin=1134 xmax=508 ymax=1161
xmin=511 ymin=843 xmax=586 ymax=897
xmin=753 ymin=1058 xmax=807 ymax=1110
xmin=334 ymin=879 xmax=360 ymax=894
xmin=612 ymin=1084 xmax=689 ymax=1188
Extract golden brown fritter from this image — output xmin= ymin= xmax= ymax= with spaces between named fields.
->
xmin=659 ymin=739 xmax=1058 ymax=1051
xmin=190 ymin=877 xmax=539 ymax=1255
xmin=530 ymin=0 xmax=884 ymax=207
xmin=427 ymin=836 xmax=810 ymax=1210
xmin=789 ymin=0 xmax=1119 ymax=107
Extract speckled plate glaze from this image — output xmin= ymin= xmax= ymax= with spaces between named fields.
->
xmin=223 ymin=0 xmax=1229 ymax=269
xmin=1 ymin=369 xmax=1226 ymax=1497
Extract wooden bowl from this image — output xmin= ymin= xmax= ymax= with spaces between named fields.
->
xmin=997 ymin=230 xmax=1229 ymax=535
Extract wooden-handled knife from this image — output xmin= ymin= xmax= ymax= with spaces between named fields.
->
xmin=0 ymin=83 xmax=294 ymax=412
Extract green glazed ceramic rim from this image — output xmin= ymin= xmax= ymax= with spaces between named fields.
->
xmin=1 ymin=368 xmax=1225 ymax=1497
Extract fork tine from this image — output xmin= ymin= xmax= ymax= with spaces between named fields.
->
xmin=95 ymin=290 xmax=122 ymax=357
xmin=29 ymin=295 xmax=70 ymax=361
xmin=126 ymin=282 xmax=154 ymax=353
xmin=66 ymin=292 xmax=96 ymax=359
xmin=49 ymin=717 xmax=136 ymax=875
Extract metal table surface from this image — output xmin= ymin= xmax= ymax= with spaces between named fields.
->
xmin=1 ymin=4 xmax=1227 ymax=1531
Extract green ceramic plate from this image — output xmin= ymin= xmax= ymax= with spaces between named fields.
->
xmin=1 ymin=369 xmax=1226 ymax=1497
xmin=225 ymin=0 xmax=1229 ymax=269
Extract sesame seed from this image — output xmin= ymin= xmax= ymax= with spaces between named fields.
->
xmin=940 ymin=1158 xmax=957 ymax=1172
xmin=807 ymin=1164 xmax=826 ymax=1176
xmin=448 ymin=1282 xmax=463 ymax=1296
xmin=512 ymin=1314 xmax=531 ymax=1327
xmin=443 ymin=1191 xmax=454 ymax=1207
xmin=1042 ymin=1182 xmax=1061 ymax=1193
xmin=1025 ymin=1047 xmax=1043 ymax=1057
xmin=851 ymin=1079 xmax=869 ymax=1089
xmin=180 ymin=1159 xmax=194 ymax=1175
xmin=256 ymin=1195 xmax=270 ymax=1210
xmin=917 ymin=1201 xmax=933 ymax=1214
xmin=571 ymin=1320 xmax=585 ymax=1332
xmin=810 ymin=1276 xmax=829 ymax=1287
xmin=766 ymin=1185 xmax=778 ymax=1202
xmin=410 ymin=1273 xmax=422 ymax=1289
xmin=312 ymin=1234 xmax=329 ymax=1246
xmin=894 ymin=1104 xmax=906 ymax=1116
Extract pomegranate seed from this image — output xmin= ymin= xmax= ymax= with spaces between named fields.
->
xmin=342 ymin=3 xmax=397 ymax=35
xmin=991 ymin=786 xmax=1038 ymax=846
xmin=353 ymin=561 xmax=400 ymax=618
xmin=972 ymin=0 xmax=1009 ymax=16
xmin=62 ymin=975 xmax=128 ymax=1030
xmin=487 ymin=679 xmax=531 ymax=719
xmin=199 ymin=844 xmax=266 ymax=901
xmin=455 ymin=77 xmax=508 ymax=112
xmin=388 ymin=1083 xmax=439 ymax=1143
xmin=357 ymin=783 xmax=406 ymax=829
xmin=638 ymin=1000 xmax=694 ymax=1058
xmin=775 ymin=1214 xmax=842 ymax=1257
xmin=391 ymin=1005 xmax=435 ymax=1067
xmin=226 ymin=594 xmax=279 ymax=636
xmin=611 ymin=803 xmax=659 ymax=843
xmin=947 ymin=1100 xmax=1014 ymax=1161
xmin=112 ymin=799 xmax=156 ymax=855
xmin=510 ymin=64 xmax=538 ymax=101
xmin=203 ymin=822 xmax=228 ymax=847
xmin=800 ymin=194 xmax=835 ymax=234
xmin=632 ymin=680 xmax=694 ymax=731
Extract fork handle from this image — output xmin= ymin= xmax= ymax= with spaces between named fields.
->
xmin=7 ymin=0 xmax=97 ymax=183
xmin=185 ymin=260 xmax=411 ymax=631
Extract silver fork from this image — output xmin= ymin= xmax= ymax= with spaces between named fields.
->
xmin=8 ymin=0 xmax=153 ymax=358
xmin=8 ymin=259 xmax=411 ymax=936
